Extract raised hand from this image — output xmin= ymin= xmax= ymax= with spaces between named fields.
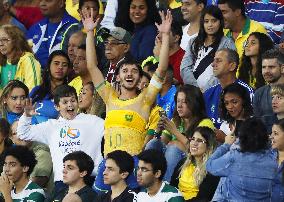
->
xmin=24 ymin=98 xmax=38 ymax=117
xmin=155 ymin=10 xmax=172 ymax=34
xmin=81 ymin=8 xmax=100 ymax=32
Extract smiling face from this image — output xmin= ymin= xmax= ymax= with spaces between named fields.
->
xmin=50 ymin=55 xmax=69 ymax=81
xmin=181 ymin=0 xmax=203 ymax=22
xmin=189 ymin=131 xmax=207 ymax=158
xmin=117 ymin=64 xmax=141 ymax=91
xmin=218 ymin=3 xmax=237 ymax=29
xmin=56 ymin=95 xmax=79 ymax=120
xmin=244 ymin=35 xmax=259 ymax=57
xmin=224 ymin=92 xmax=244 ymax=120
xmin=4 ymin=87 xmax=26 ymax=114
xmin=176 ymin=92 xmax=191 ymax=118
xmin=129 ymin=0 xmax=148 ymax=24
xmin=271 ymin=124 xmax=284 ymax=151
xmin=204 ymin=14 xmax=221 ymax=36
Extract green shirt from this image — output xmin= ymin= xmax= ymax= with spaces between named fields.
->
xmin=11 ymin=180 xmax=45 ymax=202
xmin=0 ymin=62 xmax=17 ymax=89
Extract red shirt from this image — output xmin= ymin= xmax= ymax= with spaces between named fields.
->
xmin=169 ymin=48 xmax=185 ymax=84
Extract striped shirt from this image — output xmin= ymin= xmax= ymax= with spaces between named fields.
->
xmin=11 ymin=180 xmax=45 ymax=202
xmin=135 ymin=182 xmax=185 ymax=202
xmin=245 ymin=0 xmax=284 ymax=43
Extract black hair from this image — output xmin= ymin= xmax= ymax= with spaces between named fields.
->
xmin=173 ymin=84 xmax=208 ymax=137
xmin=115 ymin=59 xmax=143 ymax=77
xmin=142 ymin=71 xmax=151 ymax=82
xmin=63 ymin=151 xmax=94 ymax=185
xmin=193 ymin=0 xmax=207 ymax=5
xmin=137 ymin=149 xmax=167 ymax=180
xmin=53 ymin=85 xmax=78 ymax=106
xmin=78 ymin=0 xmax=99 ymax=10
xmin=220 ymin=83 xmax=253 ymax=123
xmin=218 ymin=0 xmax=246 ymax=17
xmin=0 ymin=118 xmax=10 ymax=138
xmin=239 ymin=117 xmax=269 ymax=152
xmin=114 ymin=0 xmax=161 ymax=33
xmin=3 ymin=145 xmax=37 ymax=176
xmin=191 ymin=5 xmax=224 ymax=63
xmin=106 ymin=150 xmax=134 ymax=180
xmin=171 ymin=22 xmax=183 ymax=45
xmin=30 ymin=50 xmax=70 ymax=103
xmin=239 ymin=32 xmax=274 ymax=89
xmin=262 ymin=49 xmax=284 ymax=65
xmin=144 ymin=62 xmax=158 ymax=74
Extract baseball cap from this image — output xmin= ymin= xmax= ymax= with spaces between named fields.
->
xmin=102 ymin=27 xmax=132 ymax=44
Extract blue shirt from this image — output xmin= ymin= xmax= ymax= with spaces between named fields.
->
xmin=6 ymin=112 xmax=22 ymax=125
xmin=156 ymin=85 xmax=176 ymax=119
xmin=272 ymin=150 xmax=284 ymax=202
xmin=29 ymin=86 xmax=59 ymax=124
xmin=203 ymin=79 xmax=254 ymax=128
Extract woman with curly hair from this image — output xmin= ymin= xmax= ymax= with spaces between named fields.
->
xmin=238 ymin=32 xmax=274 ymax=89
xmin=0 ymin=80 xmax=29 ymax=124
xmin=217 ymin=83 xmax=253 ymax=141
xmin=0 ymin=25 xmax=41 ymax=91
xmin=207 ymin=117 xmax=276 ymax=201
xmin=171 ymin=127 xmax=219 ymax=201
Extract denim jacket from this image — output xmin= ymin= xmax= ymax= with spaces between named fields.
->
xmin=272 ymin=150 xmax=284 ymax=202
xmin=206 ymin=144 xmax=277 ymax=202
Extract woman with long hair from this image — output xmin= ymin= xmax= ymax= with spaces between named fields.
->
xmin=146 ymin=84 xmax=215 ymax=182
xmin=0 ymin=25 xmax=41 ymax=90
xmin=114 ymin=0 xmax=161 ymax=62
xmin=29 ymin=50 xmax=70 ymax=124
xmin=270 ymin=119 xmax=284 ymax=201
xmin=238 ymin=32 xmax=274 ymax=89
xmin=0 ymin=118 xmax=13 ymax=174
xmin=216 ymin=83 xmax=253 ymax=141
xmin=207 ymin=117 xmax=276 ymax=201
xmin=78 ymin=81 xmax=106 ymax=118
xmin=171 ymin=127 xmax=219 ymax=201
xmin=0 ymin=80 xmax=29 ymax=124
xmin=180 ymin=5 xmax=235 ymax=92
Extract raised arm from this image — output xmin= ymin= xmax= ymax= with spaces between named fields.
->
xmin=154 ymin=10 xmax=171 ymax=78
xmin=82 ymin=8 xmax=105 ymax=86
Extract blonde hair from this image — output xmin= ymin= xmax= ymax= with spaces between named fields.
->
xmin=179 ymin=127 xmax=217 ymax=186
xmin=271 ymin=84 xmax=284 ymax=97
xmin=0 ymin=25 xmax=32 ymax=66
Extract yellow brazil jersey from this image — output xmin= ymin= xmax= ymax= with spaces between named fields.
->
xmin=96 ymin=74 xmax=163 ymax=156
xmin=224 ymin=18 xmax=266 ymax=63
xmin=69 ymin=76 xmax=83 ymax=96
xmin=178 ymin=163 xmax=199 ymax=200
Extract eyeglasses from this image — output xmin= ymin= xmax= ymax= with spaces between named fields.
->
xmin=189 ymin=137 xmax=206 ymax=144
xmin=0 ymin=38 xmax=11 ymax=44
xmin=103 ymin=40 xmax=126 ymax=46
xmin=137 ymin=167 xmax=153 ymax=173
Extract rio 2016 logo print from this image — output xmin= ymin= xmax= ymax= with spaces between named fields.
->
xmin=60 ymin=127 xmax=81 ymax=139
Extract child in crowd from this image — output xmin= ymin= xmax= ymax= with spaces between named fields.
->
xmin=17 ymin=85 xmax=104 ymax=190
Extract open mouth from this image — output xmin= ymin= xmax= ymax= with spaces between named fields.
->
xmin=125 ymin=78 xmax=134 ymax=84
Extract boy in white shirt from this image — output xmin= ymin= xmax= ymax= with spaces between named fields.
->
xmin=17 ymin=85 xmax=104 ymax=190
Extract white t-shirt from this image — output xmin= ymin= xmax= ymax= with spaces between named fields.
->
xmin=17 ymin=113 xmax=104 ymax=182
xmin=180 ymin=24 xmax=198 ymax=50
